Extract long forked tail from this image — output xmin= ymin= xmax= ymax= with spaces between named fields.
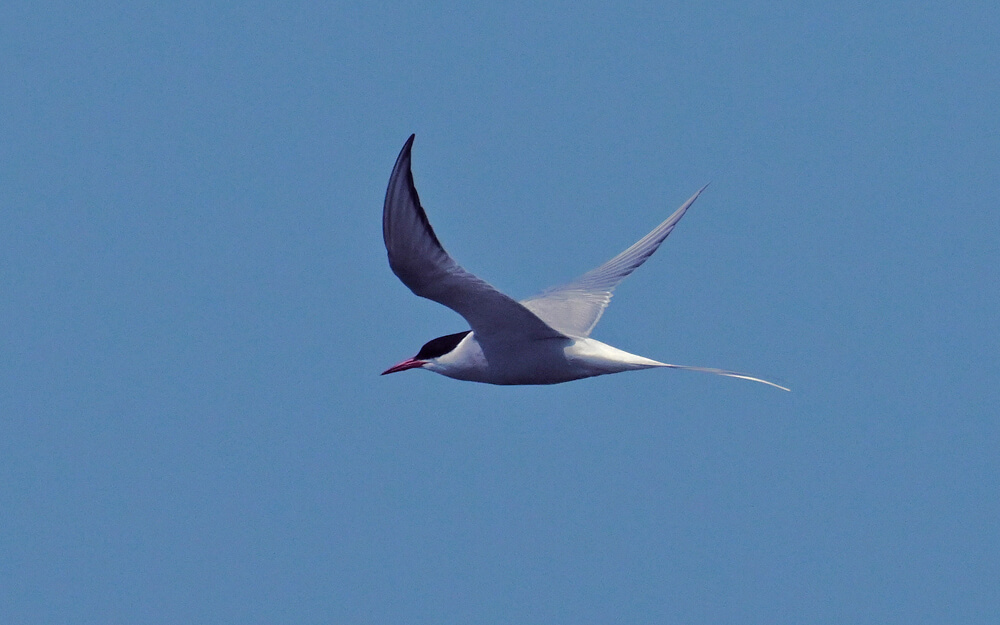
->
xmin=657 ymin=363 xmax=790 ymax=391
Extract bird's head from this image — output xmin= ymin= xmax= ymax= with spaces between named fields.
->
xmin=381 ymin=330 xmax=471 ymax=376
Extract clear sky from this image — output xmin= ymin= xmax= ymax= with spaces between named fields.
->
xmin=3 ymin=2 xmax=998 ymax=623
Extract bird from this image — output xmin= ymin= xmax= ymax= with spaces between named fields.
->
xmin=381 ymin=135 xmax=788 ymax=390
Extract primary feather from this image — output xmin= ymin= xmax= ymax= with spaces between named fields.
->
xmin=520 ymin=185 xmax=707 ymax=337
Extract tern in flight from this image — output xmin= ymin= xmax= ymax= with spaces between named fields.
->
xmin=381 ymin=135 xmax=787 ymax=390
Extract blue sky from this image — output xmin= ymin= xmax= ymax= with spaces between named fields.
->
xmin=3 ymin=2 xmax=998 ymax=623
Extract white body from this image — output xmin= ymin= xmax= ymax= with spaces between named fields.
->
xmin=428 ymin=332 xmax=664 ymax=385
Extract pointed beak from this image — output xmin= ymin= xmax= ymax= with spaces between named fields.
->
xmin=381 ymin=358 xmax=427 ymax=375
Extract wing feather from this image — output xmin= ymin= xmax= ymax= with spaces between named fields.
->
xmin=383 ymin=135 xmax=564 ymax=342
xmin=520 ymin=185 xmax=708 ymax=337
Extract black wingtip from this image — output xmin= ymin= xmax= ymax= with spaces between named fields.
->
xmin=395 ymin=134 xmax=416 ymax=169
xmin=383 ymin=133 xmax=446 ymax=255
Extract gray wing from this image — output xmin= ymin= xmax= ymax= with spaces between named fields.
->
xmin=383 ymin=135 xmax=565 ymax=342
xmin=520 ymin=185 xmax=708 ymax=337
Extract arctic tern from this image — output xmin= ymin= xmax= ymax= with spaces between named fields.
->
xmin=381 ymin=135 xmax=787 ymax=390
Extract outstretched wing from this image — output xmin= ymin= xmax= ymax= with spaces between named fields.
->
xmin=520 ymin=185 xmax=708 ymax=337
xmin=383 ymin=135 xmax=565 ymax=342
